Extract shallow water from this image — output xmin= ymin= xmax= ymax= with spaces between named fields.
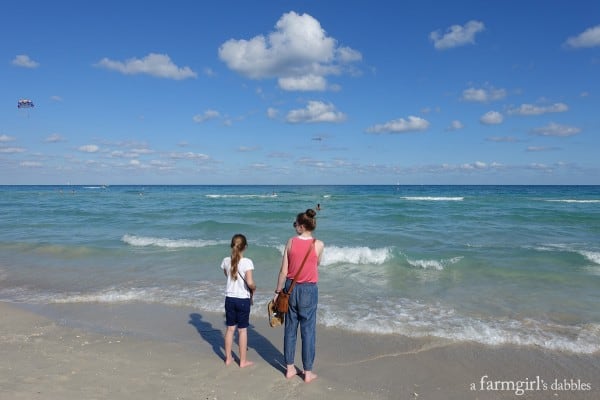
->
xmin=1 ymin=185 xmax=599 ymax=353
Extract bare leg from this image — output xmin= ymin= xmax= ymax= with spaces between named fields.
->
xmin=238 ymin=328 xmax=254 ymax=368
xmin=286 ymin=365 xmax=297 ymax=379
xmin=303 ymin=370 xmax=318 ymax=383
xmin=224 ymin=326 xmax=235 ymax=365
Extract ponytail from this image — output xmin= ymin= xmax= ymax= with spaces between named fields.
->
xmin=230 ymin=234 xmax=247 ymax=280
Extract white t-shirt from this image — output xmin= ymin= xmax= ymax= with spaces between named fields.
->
xmin=221 ymin=257 xmax=254 ymax=299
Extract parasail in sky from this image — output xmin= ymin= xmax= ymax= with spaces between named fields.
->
xmin=17 ymin=99 xmax=35 ymax=108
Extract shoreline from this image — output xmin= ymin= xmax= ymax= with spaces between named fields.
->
xmin=1 ymin=301 xmax=599 ymax=399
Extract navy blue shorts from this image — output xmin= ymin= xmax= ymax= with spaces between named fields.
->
xmin=225 ymin=297 xmax=251 ymax=328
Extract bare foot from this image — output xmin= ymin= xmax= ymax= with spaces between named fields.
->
xmin=239 ymin=360 xmax=254 ymax=368
xmin=225 ymin=357 xmax=233 ymax=366
xmin=304 ymin=371 xmax=318 ymax=383
xmin=286 ymin=365 xmax=297 ymax=379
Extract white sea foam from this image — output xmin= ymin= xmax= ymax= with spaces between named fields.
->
xmin=545 ymin=199 xmax=600 ymax=203
xmin=580 ymin=250 xmax=600 ymax=265
xmin=401 ymin=196 xmax=464 ymax=201
xmin=407 ymin=256 xmax=463 ymax=270
xmin=122 ymin=234 xmax=225 ymax=248
xmin=318 ymin=297 xmax=600 ymax=354
xmin=3 ymin=283 xmax=599 ymax=354
xmin=530 ymin=244 xmax=600 ymax=266
xmin=320 ymin=246 xmax=392 ymax=266
xmin=205 ymin=194 xmax=277 ymax=199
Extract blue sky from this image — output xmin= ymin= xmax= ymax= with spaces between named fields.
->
xmin=1 ymin=0 xmax=599 ymax=185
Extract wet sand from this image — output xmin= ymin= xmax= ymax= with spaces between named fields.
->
xmin=1 ymin=301 xmax=598 ymax=399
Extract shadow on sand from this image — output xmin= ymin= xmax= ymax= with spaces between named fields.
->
xmin=188 ymin=312 xmax=284 ymax=372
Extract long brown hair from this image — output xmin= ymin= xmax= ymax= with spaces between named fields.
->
xmin=230 ymin=234 xmax=247 ymax=280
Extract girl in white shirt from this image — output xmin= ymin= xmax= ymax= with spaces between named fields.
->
xmin=221 ymin=233 xmax=256 ymax=367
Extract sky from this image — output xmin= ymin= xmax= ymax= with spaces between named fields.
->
xmin=1 ymin=0 xmax=599 ymax=185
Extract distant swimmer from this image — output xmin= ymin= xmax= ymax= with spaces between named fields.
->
xmin=316 ymin=203 xmax=321 ymax=211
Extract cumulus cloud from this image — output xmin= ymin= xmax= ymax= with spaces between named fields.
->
xmin=565 ymin=25 xmax=600 ymax=48
xmin=168 ymin=151 xmax=210 ymax=161
xmin=480 ymin=111 xmax=503 ymax=125
xmin=286 ymin=101 xmax=346 ymax=123
xmin=430 ymin=20 xmax=485 ymax=50
xmin=366 ymin=116 xmax=430 ymax=134
xmin=530 ymin=122 xmax=581 ymax=137
xmin=445 ymin=120 xmax=464 ymax=131
xmin=96 ymin=53 xmax=197 ymax=80
xmin=218 ymin=11 xmax=362 ymax=91
xmin=279 ymin=74 xmax=327 ymax=91
xmin=12 ymin=54 xmax=40 ymax=68
xmin=78 ymin=144 xmax=100 ymax=153
xmin=0 ymin=134 xmax=16 ymax=142
xmin=193 ymin=110 xmax=220 ymax=123
xmin=508 ymin=103 xmax=568 ymax=116
xmin=462 ymin=86 xmax=506 ymax=102
xmin=267 ymin=107 xmax=279 ymax=119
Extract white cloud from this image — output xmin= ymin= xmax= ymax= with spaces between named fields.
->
xmin=366 ymin=116 xmax=430 ymax=134
xmin=96 ymin=53 xmax=197 ymax=80
xmin=168 ymin=151 xmax=210 ymax=161
xmin=45 ymin=133 xmax=65 ymax=143
xmin=238 ymin=146 xmax=260 ymax=152
xmin=508 ymin=103 xmax=568 ymax=116
xmin=267 ymin=107 xmax=279 ymax=119
xmin=462 ymin=86 xmax=506 ymax=102
xmin=0 ymin=147 xmax=25 ymax=153
xmin=218 ymin=11 xmax=362 ymax=91
xmin=526 ymin=146 xmax=559 ymax=152
xmin=20 ymin=161 xmax=42 ymax=168
xmin=79 ymin=145 xmax=100 ymax=153
xmin=480 ymin=111 xmax=503 ymax=125
xmin=487 ymin=136 xmax=519 ymax=143
xmin=446 ymin=120 xmax=464 ymax=131
xmin=430 ymin=20 xmax=485 ymax=50
xmin=193 ymin=110 xmax=220 ymax=123
xmin=565 ymin=25 xmax=600 ymax=48
xmin=278 ymin=74 xmax=327 ymax=91
xmin=286 ymin=101 xmax=346 ymax=123
xmin=0 ymin=134 xmax=16 ymax=142
xmin=530 ymin=122 xmax=581 ymax=137
xmin=12 ymin=54 xmax=40 ymax=68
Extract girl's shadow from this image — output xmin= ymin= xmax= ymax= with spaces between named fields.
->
xmin=188 ymin=313 xmax=225 ymax=360
xmin=188 ymin=312 xmax=285 ymax=372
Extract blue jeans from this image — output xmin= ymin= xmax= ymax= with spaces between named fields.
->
xmin=284 ymin=280 xmax=318 ymax=371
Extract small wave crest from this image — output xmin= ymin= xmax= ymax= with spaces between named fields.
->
xmin=406 ymin=256 xmax=463 ymax=270
xmin=320 ymin=246 xmax=392 ymax=266
xmin=545 ymin=199 xmax=600 ymax=203
xmin=401 ymin=196 xmax=464 ymax=201
xmin=580 ymin=250 xmax=600 ymax=265
xmin=319 ymin=298 xmax=600 ymax=354
xmin=531 ymin=244 xmax=600 ymax=266
xmin=122 ymin=234 xmax=226 ymax=248
xmin=205 ymin=193 xmax=277 ymax=199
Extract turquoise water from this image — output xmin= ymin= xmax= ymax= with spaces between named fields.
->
xmin=0 ymin=185 xmax=599 ymax=353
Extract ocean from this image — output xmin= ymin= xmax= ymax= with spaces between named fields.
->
xmin=0 ymin=185 xmax=599 ymax=354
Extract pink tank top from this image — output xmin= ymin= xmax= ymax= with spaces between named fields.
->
xmin=287 ymin=237 xmax=318 ymax=283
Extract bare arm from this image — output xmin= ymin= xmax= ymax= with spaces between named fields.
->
xmin=244 ymin=269 xmax=256 ymax=291
xmin=275 ymin=238 xmax=292 ymax=294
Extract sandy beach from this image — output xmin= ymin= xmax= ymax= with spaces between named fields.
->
xmin=1 ymin=301 xmax=598 ymax=400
